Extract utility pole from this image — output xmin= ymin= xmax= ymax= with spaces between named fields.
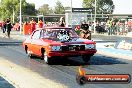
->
xmin=71 ymin=0 xmax=72 ymax=28
xmin=13 ymin=8 xmax=15 ymax=23
xmin=94 ymin=0 xmax=97 ymax=34
xmin=19 ymin=0 xmax=22 ymax=34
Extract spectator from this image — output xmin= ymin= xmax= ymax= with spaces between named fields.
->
xmin=95 ymin=23 xmax=103 ymax=34
xmin=111 ymin=21 xmax=116 ymax=35
xmin=38 ymin=19 xmax=43 ymax=28
xmin=107 ymin=19 xmax=113 ymax=35
xmin=2 ymin=20 xmax=6 ymax=34
xmin=115 ymin=21 xmax=120 ymax=35
xmin=59 ymin=20 xmax=65 ymax=27
xmin=80 ymin=21 xmax=91 ymax=39
xmin=6 ymin=18 xmax=12 ymax=38
xmin=30 ymin=18 xmax=36 ymax=33
xmin=119 ymin=23 xmax=125 ymax=35
xmin=59 ymin=17 xmax=65 ymax=27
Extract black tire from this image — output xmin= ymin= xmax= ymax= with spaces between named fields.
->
xmin=41 ymin=48 xmax=45 ymax=60
xmin=25 ymin=46 xmax=33 ymax=58
xmin=25 ymin=45 xmax=28 ymax=54
xmin=41 ymin=49 xmax=52 ymax=65
xmin=82 ymin=55 xmax=91 ymax=63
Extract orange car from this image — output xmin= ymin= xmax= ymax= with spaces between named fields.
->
xmin=23 ymin=27 xmax=97 ymax=64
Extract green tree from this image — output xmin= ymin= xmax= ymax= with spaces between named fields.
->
xmin=82 ymin=0 xmax=115 ymax=14
xmin=54 ymin=0 xmax=65 ymax=14
xmin=22 ymin=2 xmax=36 ymax=15
xmin=0 ymin=0 xmax=36 ymax=22
xmin=38 ymin=4 xmax=53 ymax=15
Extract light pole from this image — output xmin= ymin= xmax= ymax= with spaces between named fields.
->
xmin=94 ymin=0 xmax=97 ymax=34
xmin=19 ymin=0 xmax=22 ymax=34
xmin=71 ymin=0 xmax=72 ymax=28
xmin=13 ymin=8 xmax=15 ymax=23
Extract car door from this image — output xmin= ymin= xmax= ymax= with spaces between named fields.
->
xmin=30 ymin=30 xmax=42 ymax=56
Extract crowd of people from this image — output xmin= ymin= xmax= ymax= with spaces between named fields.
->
xmin=79 ymin=19 xmax=132 ymax=36
xmin=92 ymin=19 xmax=132 ymax=35
xmin=1 ymin=18 xmax=45 ymax=37
xmin=74 ymin=18 xmax=132 ymax=40
xmin=22 ymin=17 xmax=65 ymax=35
xmin=1 ymin=16 xmax=132 ymax=38
xmin=106 ymin=19 xmax=132 ymax=35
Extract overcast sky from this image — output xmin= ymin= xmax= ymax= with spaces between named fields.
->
xmin=26 ymin=0 xmax=132 ymax=14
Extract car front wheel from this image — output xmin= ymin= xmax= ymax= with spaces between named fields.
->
xmin=27 ymin=50 xmax=34 ymax=58
xmin=42 ymin=52 xmax=52 ymax=65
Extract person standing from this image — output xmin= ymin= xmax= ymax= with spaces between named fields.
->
xmin=80 ymin=21 xmax=91 ymax=39
xmin=38 ymin=19 xmax=43 ymax=28
xmin=6 ymin=18 xmax=12 ymax=38
xmin=107 ymin=19 xmax=113 ymax=35
xmin=2 ymin=20 xmax=6 ymax=33
xmin=95 ymin=23 xmax=102 ymax=34
xmin=59 ymin=20 xmax=65 ymax=27
xmin=59 ymin=17 xmax=65 ymax=27
xmin=30 ymin=18 xmax=36 ymax=33
xmin=111 ymin=21 xmax=116 ymax=35
xmin=115 ymin=21 xmax=120 ymax=35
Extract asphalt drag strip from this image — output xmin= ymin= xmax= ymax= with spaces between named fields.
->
xmin=0 ymin=44 xmax=132 ymax=88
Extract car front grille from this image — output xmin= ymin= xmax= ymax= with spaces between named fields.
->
xmin=62 ymin=46 xmax=69 ymax=51
xmin=61 ymin=45 xmax=85 ymax=51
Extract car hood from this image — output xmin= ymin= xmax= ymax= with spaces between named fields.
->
xmin=64 ymin=38 xmax=95 ymax=44
xmin=42 ymin=38 xmax=95 ymax=45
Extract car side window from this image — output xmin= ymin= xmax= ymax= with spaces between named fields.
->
xmin=40 ymin=29 xmax=52 ymax=38
xmin=32 ymin=30 xmax=41 ymax=39
xmin=40 ymin=30 xmax=47 ymax=38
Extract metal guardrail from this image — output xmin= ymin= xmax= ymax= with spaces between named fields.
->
xmin=0 ymin=42 xmax=22 ymax=46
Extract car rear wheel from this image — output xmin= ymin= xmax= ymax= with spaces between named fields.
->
xmin=82 ymin=55 xmax=92 ymax=63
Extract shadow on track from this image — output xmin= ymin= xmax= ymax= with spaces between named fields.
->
xmin=89 ymin=55 xmax=128 ymax=65
xmin=29 ymin=55 xmax=127 ymax=66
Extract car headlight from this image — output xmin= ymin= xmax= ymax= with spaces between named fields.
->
xmin=85 ymin=44 xmax=95 ymax=49
xmin=51 ymin=46 xmax=61 ymax=51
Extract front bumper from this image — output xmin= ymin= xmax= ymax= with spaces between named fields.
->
xmin=48 ymin=49 xmax=97 ymax=57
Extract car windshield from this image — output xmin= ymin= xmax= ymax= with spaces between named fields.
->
xmin=40 ymin=28 xmax=79 ymax=40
